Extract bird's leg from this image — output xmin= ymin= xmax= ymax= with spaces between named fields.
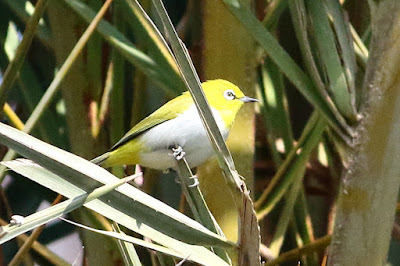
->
xmin=170 ymin=145 xmax=199 ymax=186
xmin=170 ymin=145 xmax=198 ymax=187
xmin=171 ymin=145 xmax=186 ymax=160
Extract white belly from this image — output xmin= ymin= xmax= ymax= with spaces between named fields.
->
xmin=138 ymin=106 xmax=229 ymax=170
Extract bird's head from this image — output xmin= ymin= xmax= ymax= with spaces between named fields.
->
xmin=202 ymin=79 xmax=258 ymax=128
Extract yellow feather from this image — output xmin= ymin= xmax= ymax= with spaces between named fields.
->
xmin=110 ymin=93 xmax=193 ymax=150
xmin=102 ymin=138 xmax=145 ymax=167
xmin=203 ymin=79 xmax=245 ymax=129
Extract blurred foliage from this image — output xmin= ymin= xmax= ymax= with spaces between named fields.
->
xmin=0 ymin=0 xmax=400 ymax=265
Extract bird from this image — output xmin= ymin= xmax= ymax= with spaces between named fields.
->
xmin=91 ymin=79 xmax=257 ymax=171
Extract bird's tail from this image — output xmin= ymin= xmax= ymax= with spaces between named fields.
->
xmin=91 ymin=152 xmax=110 ymax=166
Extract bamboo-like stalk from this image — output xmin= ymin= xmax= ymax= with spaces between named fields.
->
xmin=199 ymin=0 xmax=257 ymax=244
xmin=46 ymin=1 xmax=116 ymax=264
xmin=328 ymin=1 xmax=400 ymax=264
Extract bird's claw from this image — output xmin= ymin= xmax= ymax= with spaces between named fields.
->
xmin=175 ymin=175 xmax=198 ymax=187
xmin=172 ymin=146 xmax=186 ymax=160
xmin=188 ymin=175 xmax=199 ymax=187
xmin=10 ymin=215 xmax=24 ymax=226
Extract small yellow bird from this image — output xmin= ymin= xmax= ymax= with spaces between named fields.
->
xmin=92 ymin=79 xmax=257 ymax=170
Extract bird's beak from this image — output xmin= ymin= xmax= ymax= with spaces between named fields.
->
xmin=239 ymin=96 xmax=259 ymax=103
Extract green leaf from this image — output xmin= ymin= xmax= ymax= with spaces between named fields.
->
xmin=350 ymin=25 xmax=369 ymax=67
xmin=324 ymin=0 xmax=357 ymax=110
xmin=3 ymin=0 xmax=51 ymax=47
xmin=269 ymin=115 xmax=326 ymax=254
xmin=112 ymin=223 xmax=142 ymax=266
xmin=256 ymin=112 xmax=326 ymax=218
xmin=0 ymin=0 xmax=113 ymax=183
xmin=222 ymin=0 xmax=351 ymax=137
xmin=0 ymin=0 xmax=49 ymax=110
xmin=0 ymin=164 xmax=139 ymax=243
xmin=62 ymin=0 xmax=184 ymax=94
xmin=307 ymin=0 xmax=356 ymax=120
xmin=262 ymin=0 xmax=290 ymax=30
xmin=0 ymin=122 xmax=234 ymax=266
xmin=121 ymin=0 xmax=181 ymax=87
xmin=259 ymin=60 xmax=294 ymax=165
xmin=61 ymin=218 xmax=207 ymax=264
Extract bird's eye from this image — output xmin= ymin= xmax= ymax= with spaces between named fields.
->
xmin=223 ymin=89 xmax=236 ymax=101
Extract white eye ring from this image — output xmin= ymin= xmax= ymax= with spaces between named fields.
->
xmin=223 ymin=89 xmax=236 ymax=101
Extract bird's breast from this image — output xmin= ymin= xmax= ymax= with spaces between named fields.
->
xmin=137 ymin=105 xmax=229 ymax=170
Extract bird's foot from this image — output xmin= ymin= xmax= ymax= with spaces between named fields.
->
xmin=172 ymin=146 xmax=186 ymax=160
xmin=175 ymin=175 xmax=199 ymax=187
xmin=10 ymin=215 xmax=24 ymax=226
xmin=188 ymin=175 xmax=199 ymax=187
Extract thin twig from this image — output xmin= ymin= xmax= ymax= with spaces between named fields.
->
xmin=3 ymin=104 xmax=24 ymax=130
xmin=0 ymin=218 xmax=69 ymax=266
xmin=91 ymin=62 xmax=114 ymax=138
xmin=8 ymin=194 xmax=63 ymax=266
xmin=265 ymin=235 xmax=331 ymax=266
